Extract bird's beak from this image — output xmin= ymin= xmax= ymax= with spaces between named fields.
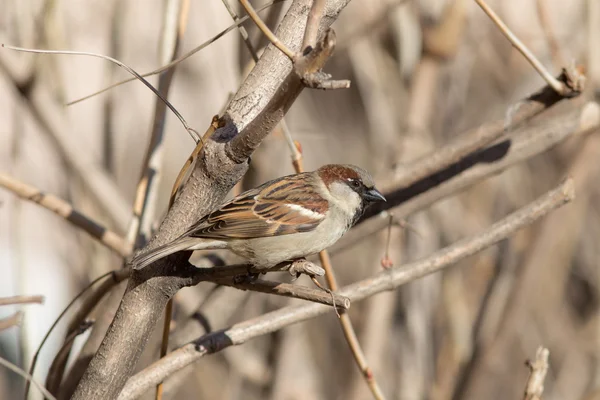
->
xmin=363 ymin=188 xmax=386 ymax=202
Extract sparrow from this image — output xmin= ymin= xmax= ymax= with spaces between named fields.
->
xmin=132 ymin=164 xmax=385 ymax=270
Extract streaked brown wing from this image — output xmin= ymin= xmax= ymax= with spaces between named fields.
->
xmin=186 ymin=174 xmax=328 ymax=239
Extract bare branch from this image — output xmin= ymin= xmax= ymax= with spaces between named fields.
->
xmin=1 ymin=44 xmax=200 ymax=143
xmin=474 ymin=0 xmax=584 ymax=97
xmin=0 ymin=312 xmax=22 ymax=332
xmin=66 ymin=0 xmax=286 ymax=106
xmin=0 ymin=173 xmax=130 ymax=257
xmin=524 ymin=347 xmax=550 ymax=400
xmin=0 ymin=356 xmax=56 ymax=400
xmin=302 ymin=0 xmax=327 ymax=50
xmin=119 ymin=177 xmax=574 ymax=399
xmin=318 ymin=251 xmax=386 ymax=400
xmin=218 ymin=277 xmax=350 ymax=309
xmin=240 ymin=0 xmax=296 ymax=60
xmin=0 ymin=56 xmax=131 ymax=229
xmin=0 ymin=295 xmax=44 ymax=306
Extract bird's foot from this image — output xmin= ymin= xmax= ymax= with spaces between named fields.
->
xmin=287 ymin=259 xmax=340 ymax=318
xmin=232 ymin=268 xmax=261 ymax=284
xmin=287 ymin=258 xmax=325 ymax=281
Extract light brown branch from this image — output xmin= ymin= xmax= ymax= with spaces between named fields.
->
xmin=524 ymin=347 xmax=550 ymax=400
xmin=240 ymin=0 xmax=296 ymax=60
xmin=0 ymin=173 xmax=130 ymax=257
xmin=0 ymin=295 xmax=44 ymax=306
xmin=1 ymin=44 xmax=200 ymax=143
xmin=0 ymin=312 xmax=23 ymax=332
xmin=218 ymin=277 xmax=350 ymax=309
xmin=119 ymin=177 xmax=573 ymax=400
xmin=474 ymin=0 xmax=582 ymax=97
xmin=319 ymin=251 xmax=386 ymax=400
xmin=535 ymin=0 xmax=565 ymax=68
xmin=66 ymin=0 xmax=286 ymax=106
xmin=0 ymin=57 xmax=130 ymax=229
xmin=302 ymin=0 xmax=327 ymax=50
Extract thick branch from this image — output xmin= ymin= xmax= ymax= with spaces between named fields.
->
xmin=119 ymin=178 xmax=573 ymax=399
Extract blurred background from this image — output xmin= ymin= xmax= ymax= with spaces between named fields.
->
xmin=0 ymin=0 xmax=598 ymax=399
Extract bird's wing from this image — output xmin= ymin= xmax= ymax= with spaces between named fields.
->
xmin=185 ymin=174 xmax=328 ymax=239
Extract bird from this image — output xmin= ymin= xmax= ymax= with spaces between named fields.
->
xmin=132 ymin=164 xmax=386 ymax=270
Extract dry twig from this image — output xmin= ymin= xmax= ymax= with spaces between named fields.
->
xmin=66 ymin=1 xmax=286 ymax=106
xmin=524 ymin=347 xmax=550 ymax=400
xmin=0 ymin=356 xmax=56 ymax=400
xmin=0 ymin=312 xmax=23 ymax=332
xmin=0 ymin=173 xmax=130 ymax=257
xmin=0 ymin=295 xmax=44 ymax=306
xmin=474 ymin=0 xmax=583 ymax=97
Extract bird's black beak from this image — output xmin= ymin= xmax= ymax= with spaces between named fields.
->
xmin=363 ymin=188 xmax=386 ymax=203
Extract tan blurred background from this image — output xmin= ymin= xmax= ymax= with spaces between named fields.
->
xmin=0 ymin=0 xmax=598 ymax=399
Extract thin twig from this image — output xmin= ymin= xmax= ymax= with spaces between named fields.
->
xmin=319 ymin=251 xmax=386 ymax=400
xmin=474 ymin=0 xmax=571 ymax=96
xmin=0 ymin=295 xmax=44 ymax=306
xmin=239 ymin=0 xmax=296 ymax=60
xmin=1 ymin=44 xmax=200 ymax=143
xmin=0 ymin=312 xmax=23 ymax=332
xmin=222 ymin=0 xmax=260 ymax=62
xmin=535 ymin=0 xmax=565 ymax=68
xmin=0 ymin=57 xmax=131 ymax=230
xmin=44 ymin=268 xmax=131 ymax=394
xmin=0 ymin=356 xmax=57 ymax=400
xmin=46 ymin=320 xmax=94 ymax=396
xmin=524 ymin=347 xmax=550 ymax=400
xmin=66 ymin=0 xmax=286 ymax=106
xmin=0 ymin=173 xmax=130 ymax=257
xmin=119 ymin=178 xmax=574 ymax=400
xmin=302 ymin=0 xmax=327 ymax=50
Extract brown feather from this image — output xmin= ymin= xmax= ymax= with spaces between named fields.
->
xmin=185 ymin=173 xmax=328 ymax=239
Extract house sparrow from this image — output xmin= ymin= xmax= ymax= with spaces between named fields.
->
xmin=132 ymin=164 xmax=385 ymax=270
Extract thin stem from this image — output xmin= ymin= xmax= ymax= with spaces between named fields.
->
xmin=302 ymin=0 xmax=327 ymax=50
xmin=1 ymin=44 xmax=200 ymax=143
xmin=474 ymin=0 xmax=567 ymax=95
xmin=66 ymin=0 xmax=286 ymax=106
xmin=0 ymin=295 xmax=44 ymax=306
xmin=0 ymin=173 xmax=131 ymax=257
xmin=0 ymin=355 xmax=57 ymax=400
xmin=319 ymin=251 xmax=387 ymax=400
xmin=239 ymin=0 xmax=296 ymax=60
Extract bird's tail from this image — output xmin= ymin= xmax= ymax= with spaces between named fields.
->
xmin=131 ymin=237 xmax=199 ymax=270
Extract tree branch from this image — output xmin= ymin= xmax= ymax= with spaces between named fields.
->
xmin=0 ymin=172 xmax=130 ymax=257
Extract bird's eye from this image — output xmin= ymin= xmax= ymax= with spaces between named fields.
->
xmin=348 ymin=178 xmax=361 ymax=189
